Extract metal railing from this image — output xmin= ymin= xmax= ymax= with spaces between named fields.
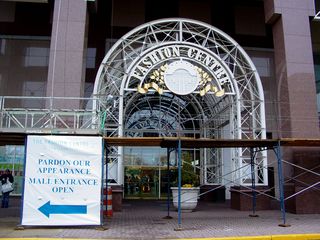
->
xmin=0 ymin=96 xmax=103 ymax=134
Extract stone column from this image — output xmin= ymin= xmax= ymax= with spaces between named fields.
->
xmin=264 ymin=0 xmax=319 ymax=138
xmin=46 ymin=0 xmax=87 ymax=109
xmin=264 ymin=0 xmax=320 ymax=214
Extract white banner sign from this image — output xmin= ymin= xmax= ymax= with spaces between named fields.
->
xmin=22 ymin=135 xmax=103 ymax=226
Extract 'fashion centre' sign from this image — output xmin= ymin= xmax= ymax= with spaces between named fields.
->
xmin=130 ymin=45 xmax=231 ymax=96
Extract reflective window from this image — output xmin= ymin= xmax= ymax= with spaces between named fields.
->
xmin=105 ymin=39 xmax=118 ymax=54
xmin=0 ymin=145 xmax=25 ymax=195
xmin=22 ymin=81 xmax=46 ymax=108
xmin=314 ymin=54 xmax=320 ymax=113
xmin=311 ymin=10 xmax=320 ymax=125
xmin=124 ymin=147 xmax=178 ymax=167
xmin=0 ymin=39 xmax=5 ymax=55
xmin=86 ymin=48 xmax=96 ymax=69
xmin=251 ymin=56 xmax=271 ymax=77
xmin=84 ymin=82 xmax=94 ymax=98
xmin=123 ymin=147 xmax=199 ymax=199
xmin=24 ymin=47 xmax=49 ymax=67
xmin=0 ymin=38 xmax=49 ymax=97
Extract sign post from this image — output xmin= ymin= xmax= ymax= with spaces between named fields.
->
xmin=22 ymin=135 xmax=103 ymax=226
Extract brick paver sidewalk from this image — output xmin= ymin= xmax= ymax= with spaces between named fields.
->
xmin=0 ymin=200 xmax=319 ymax=239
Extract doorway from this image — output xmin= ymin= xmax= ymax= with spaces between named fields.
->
xmin=123 ymin=147 xmax=181 ymax=199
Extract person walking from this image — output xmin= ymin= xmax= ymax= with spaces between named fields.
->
xmin=0 ymin=169 xmax=14 ymax=208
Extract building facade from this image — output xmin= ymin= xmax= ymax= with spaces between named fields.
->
xmin=0 ymin=0 xmax=319 ymax=213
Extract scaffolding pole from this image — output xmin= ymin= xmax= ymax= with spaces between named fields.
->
xmin=164 ymin=148 xmax=173 ymax=219
xmin=105 ymin=144 xmax=108 ymax=223
xmin=177 ymin=139 xmax=182 ymax=230
xmin=95 ymin=142 xmax=108 ymax=231
xmin=249 ymin=147 xmax=258 ymax=217
xmin=275 ymin=141 xmax=290 ymax=227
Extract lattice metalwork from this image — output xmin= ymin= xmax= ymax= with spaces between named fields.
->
xmin=93 ymin=18 xmax=267 ymax=186
xmin=0 ymin=96 xmax=101 ymax=134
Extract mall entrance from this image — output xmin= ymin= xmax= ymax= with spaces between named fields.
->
xmin=94 ymin=18 xmax=267 ymax=195
xmin=123 ymin=147 xmax=199 ymax=199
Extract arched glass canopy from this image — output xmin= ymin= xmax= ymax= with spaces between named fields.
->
xmin=93 ymin=18 xmax=267 ymax=187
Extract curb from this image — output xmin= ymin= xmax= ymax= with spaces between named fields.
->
xmin=271 ymin=234 xmax=320 ymax=240
xmin=180 ymin=234 xmax=320 ymax=240
xmin=1 ymin=234 xmax=320 ymax=240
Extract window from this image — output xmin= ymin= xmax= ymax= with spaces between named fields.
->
xmin=145 ymin=0 xmax=178 ymax=21
xmin=24 ymin=47 xmax=49 ymax=67
xmin=0 ymin=145 xmax=25 ymax=195
xmin=105 ymin=39 xmax=118 ymax=54
xmin=234 ymin=5 xmax=266 ymax=36
xmin=84 ymin=82 xmax=94 ymax=98
xmin=86 ymin=48 xmax=96 ymax=69
xmin=314 ymin=54 xmax=320 ymax=113
xmin=251 ymin=57 xmax=271 ymax=77
xmin=0 ymin=39 xmax=5 ymax=55
xmin=22 ymin=81 xmax=46 ymax=108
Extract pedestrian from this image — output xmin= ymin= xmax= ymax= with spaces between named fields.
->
xmin=0 ymin=169 xmax=14 ymax=208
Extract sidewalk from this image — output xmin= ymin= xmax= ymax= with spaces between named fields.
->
xmin=0 ymin=199 xmax=319 ymax=239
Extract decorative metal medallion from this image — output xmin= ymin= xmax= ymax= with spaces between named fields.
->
xmin=137 ymin=60 xmax=225 ymax=97
xmin=164 ymin=61 xmax=200 ymax=95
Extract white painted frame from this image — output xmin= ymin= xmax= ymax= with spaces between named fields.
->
xmin=93 ymin=18 xmax=267 ymax=187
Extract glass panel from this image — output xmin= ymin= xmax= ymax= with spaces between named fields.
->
xmin=0 ymin=38 xmax=49 ymax=97
xmin=24 ymin=47 xmax=49 ymax=67
xmin=314 ymin=54 xmax=320 ymax=113
xmin=0 ymin=145 xmax=25 ymax=195
xmin=124 ymin=167 xmax=159 ymax=199
xmin=124 ymin=147 xmax=175 ymax=166
xmin=251 ymin=57 xmax=270 ymax=77
xmin=124 ymin=147 xmax=199 ymax=199
xmin=86 ymin=48 xmax=96 ymax=69
xmin=160 ymin=168 xmax=177 ymax=199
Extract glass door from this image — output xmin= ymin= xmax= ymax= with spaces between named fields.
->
xmin=124 ymin=167 xmax=159 ymax=199
xmin=123 ymin=147 xmax=197 ymax=199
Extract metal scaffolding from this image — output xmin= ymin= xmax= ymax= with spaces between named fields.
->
xmin=0 ymin=96 xmax=102 ymax=135
xmin=103 ymin=137 xmax=320 ymax=228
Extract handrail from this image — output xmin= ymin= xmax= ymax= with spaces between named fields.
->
xmin=0 ymin=96 xmax=108 ymax=134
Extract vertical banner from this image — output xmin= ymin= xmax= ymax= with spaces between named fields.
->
xmin=22 ymin=135 xmax=103 ymax=226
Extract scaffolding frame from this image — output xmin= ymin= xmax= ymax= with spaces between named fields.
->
xmin=103 ymin=137 xmax=320 ymax=228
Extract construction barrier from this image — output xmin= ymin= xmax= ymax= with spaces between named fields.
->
xmin=103 ymin=187 xmax=113 ymax=217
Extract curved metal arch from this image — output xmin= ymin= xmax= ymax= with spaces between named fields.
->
xmin=124 ymin=92 xmax=205 ymax=126
xmin=93 ymin=18 xmax=267 ymax=186
xmin=94 ymin=18 xmax=264 ymax=124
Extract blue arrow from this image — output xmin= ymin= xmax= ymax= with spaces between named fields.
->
xmin=38 ymin=201 xmax=87 ymax=218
